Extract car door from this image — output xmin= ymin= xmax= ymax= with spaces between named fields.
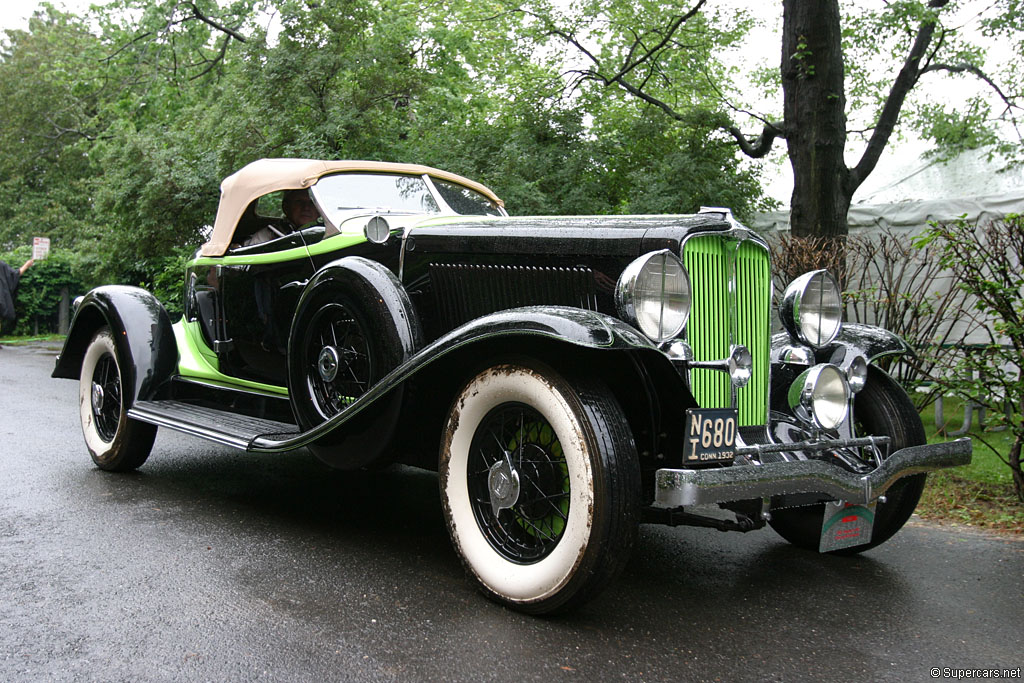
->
xmin=217 ymin=234 xmax=318 ymax=388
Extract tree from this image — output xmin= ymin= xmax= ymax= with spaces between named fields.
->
xmin=0 ymin=7 xmax=110 ymax=252
xmin=535 ymin=0 xmax=1022 ymax=239
xmin=0 ymin=0 xmax=768 ymax=300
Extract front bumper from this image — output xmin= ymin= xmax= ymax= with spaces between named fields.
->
xmin=654 ymin=438 xmax=972 ymax=507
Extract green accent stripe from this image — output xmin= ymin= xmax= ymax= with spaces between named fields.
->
xmin=683 ymin=236 xmax=770 ymax=426
xmin=190 ymin=232 xmax=368 ymax=267
xmin=173 ymin=320 xmax=289 ymax=396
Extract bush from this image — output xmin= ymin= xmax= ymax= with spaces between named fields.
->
xmin=0 ymin=246 xmax=90 ymax=336
xmin=914 ymin=215 xmax=1024 ymax=502
xmin=769 ymin=229 xmax=969 ymax=408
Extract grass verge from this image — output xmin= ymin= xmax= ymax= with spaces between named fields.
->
xmin=0 ymin=333 xmax=65 ymax=345
xmin=915 ymin=396 xmax=1023 ymax=533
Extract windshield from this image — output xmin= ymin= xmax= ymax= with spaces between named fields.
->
xmin=311 ymin=172 xmax=503 ymax=228
xmin=313 ymin=173 xmax=439 ymax=224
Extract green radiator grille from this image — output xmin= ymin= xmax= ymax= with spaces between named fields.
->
xmin=683 ymin=235 xmax=771 ymax=426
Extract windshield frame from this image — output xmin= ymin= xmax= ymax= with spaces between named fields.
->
xmin=309 ymin=171 xmax=508 ymax=237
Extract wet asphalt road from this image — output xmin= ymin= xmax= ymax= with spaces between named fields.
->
xmin=0 ymin=341 xmax=1021 ymax=682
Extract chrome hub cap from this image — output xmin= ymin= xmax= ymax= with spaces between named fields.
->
xmin=487 ymin=458 xmax=520 ymax=516
xmin=317 ymin=346 xmax=340 ymax=383
xmin=91 ymin=382 xmax=105 ymax=414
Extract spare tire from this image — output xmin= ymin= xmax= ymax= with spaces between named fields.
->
xmin=287 ymin=257 xmax=421 ymax=469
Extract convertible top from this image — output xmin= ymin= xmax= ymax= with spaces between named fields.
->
xmin=200 ymin=158 xmax=504 ymax=257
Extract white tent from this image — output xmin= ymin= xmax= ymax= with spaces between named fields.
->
xmin=752 ymin=146 xmax=1024 ymax=234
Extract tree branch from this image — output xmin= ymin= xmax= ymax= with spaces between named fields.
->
xmin=188 ymin=2 xmax=246 ymax=43
xmin=604 ymin=2 xmax=706 ymax=86
xmin=189 ymin=35 xmax=231 ymax=80
xmin=848 ymin=6 xmax=944 ymax=193
xmin=921 ymin=61 xmax=1021 ymax=116
xmin=726 ymin=122 xmax=786 ymax=158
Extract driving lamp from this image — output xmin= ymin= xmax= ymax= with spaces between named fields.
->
xmin=787 ymin=363 xmax=851 ymax=430
xmin=615 ymin=250 xmax=691 ymax=342
xmin=780 ymin=270 xmax=843 ymax=348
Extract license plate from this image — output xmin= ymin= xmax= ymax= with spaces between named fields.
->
xmin=819 ymin=500 xmax=876 ymax=552
xmin=683 ymin=408 xmax=738 ymax=464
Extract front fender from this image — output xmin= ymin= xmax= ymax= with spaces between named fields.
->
xmin=51 ymin=285 xmax=178 ymax=406
xmin=770 ymin=323 xmax=913 ymax=413
xmin=251 ymin=305 xmax=661 ymax=452
xmin=772 ymin=323 xmax=913 ymax=368
xmin=823 ymin=323 xmax=913 ymax=364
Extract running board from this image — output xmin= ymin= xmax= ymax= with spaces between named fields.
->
xmin=128 ymin=400 xmax=300 ymax=450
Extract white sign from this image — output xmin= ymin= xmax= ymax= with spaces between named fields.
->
xmin=32 ymin=236 xmax=50 ymax=261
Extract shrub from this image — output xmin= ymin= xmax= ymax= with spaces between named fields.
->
xmin=914 ymin=215 xmax=1024 ymax=502
xmin=0 ymin=246 xmax=90 ymax=336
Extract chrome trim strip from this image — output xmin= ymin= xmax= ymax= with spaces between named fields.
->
xmin=654 ymin=438 xmax=971 ymax=507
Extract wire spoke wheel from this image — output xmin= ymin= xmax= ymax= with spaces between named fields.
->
xmin=78 ymin=327 xmax=156 ymax=471
xmin=90 ymin=353 xmax=122 ymax=442
xmin=467 ymin=403 xmax=570 ymax=564
xmin=303 ymin=302 xmax=372 ymax=419
xmin=440 ymin=362 xmax=640 ymax=614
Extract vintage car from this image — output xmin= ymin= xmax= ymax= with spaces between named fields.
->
xmin=53 ymin=158 xmax=971 ymax=614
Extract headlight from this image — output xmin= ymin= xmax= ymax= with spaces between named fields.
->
xmin=787 ymin=364 xmax=851 ymax=430
xmin=780 ymin=269 xmax=843 ymax=348
xmin=615 ymin=250 xmax=691 ymax=342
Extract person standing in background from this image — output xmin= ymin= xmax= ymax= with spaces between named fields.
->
xmin=0 ymin=258 xmax=34 ymax=341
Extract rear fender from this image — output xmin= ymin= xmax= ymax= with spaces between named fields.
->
xmin=51 ymin=286 xmax=178 ymax=406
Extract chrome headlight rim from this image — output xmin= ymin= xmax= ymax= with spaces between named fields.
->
xmin=364 ymin=215 xmax=391 ymax=244
xmin=780 ymin=269 xmax=843 ymax=348
xmin=615 ymin=249 xmax=691 ymax=343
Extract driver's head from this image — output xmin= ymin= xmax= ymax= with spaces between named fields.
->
xmin=283 ymin=189 xmax=319 ymax=227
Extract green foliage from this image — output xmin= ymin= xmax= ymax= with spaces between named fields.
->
xmin=0 ymin=0 xmax=769 ymax=315
xmin=0 ymin=246 xmax=90 ymax=335
xmin=914 ymin=215 xmax=1024 ymax=501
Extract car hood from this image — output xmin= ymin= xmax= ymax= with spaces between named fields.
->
xmin=405 ymin=214 xmax=732 ymax=258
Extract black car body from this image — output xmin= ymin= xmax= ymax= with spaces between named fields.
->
xmin=54 ymin=159 xmax=971 ymax=613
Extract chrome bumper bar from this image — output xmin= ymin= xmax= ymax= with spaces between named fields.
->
xmin=654 ymin=438 xmax=972 ymax=507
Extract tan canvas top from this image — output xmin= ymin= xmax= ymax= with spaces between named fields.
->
xmin=200 ymin=158 xmax=504 ymax=257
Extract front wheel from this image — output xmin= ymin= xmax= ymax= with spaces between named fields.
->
xmin=769 ymin=366 xmax=926 ymax=554
xmin=79 ymin=327 xmax=156 ymax=471
xmin=440 ymin=362 xmax=640 ymax=614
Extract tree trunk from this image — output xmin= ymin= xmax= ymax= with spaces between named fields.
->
xmin=782 ymin=0 xmax=851 ymax=242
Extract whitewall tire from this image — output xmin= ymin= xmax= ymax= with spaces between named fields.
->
xmin=79 ymin=327 xmax=156 ymax=471
xmin=440 ymin=362 xmax=639 ymax=614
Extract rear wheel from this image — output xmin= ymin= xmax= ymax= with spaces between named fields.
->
xmin=79 ymin=327 xmax=156 ymax=471
xmin=769 ymin=366 xmax=926 ymax=553
xmin=440 ymin=362 xmax=640 ymax=614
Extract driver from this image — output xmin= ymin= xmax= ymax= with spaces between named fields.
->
xmin=242 ymin=189 xmax=321 ymax=246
